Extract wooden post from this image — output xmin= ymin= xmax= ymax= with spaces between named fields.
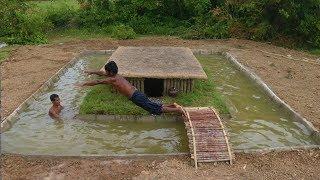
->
xmin=164 ymin=79 xmax=167 ymax=95
xmin=140 ymin=79 xmax=142 ymax=92
xmin=185 ymin=79 xmax=188 ymax=92
xmin=174 ymin=79 xmax=177 ymax=89
xmin=182 ymin=108 xmax=198 ymax=169
xmin=141 ymin=78 xmax=145 ymax=93
xmin=190 ymin=79 xmax=194 ymax=92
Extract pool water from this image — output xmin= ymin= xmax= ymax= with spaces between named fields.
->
xmin=1 ymin=55 xmax=189 ymax=155
xmin=197 ymin=55 xmax=317 ymax=150
xmin=1 ymin=54 xmax=317 ymax=156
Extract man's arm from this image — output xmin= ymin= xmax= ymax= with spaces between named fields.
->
xmin=85 ymin=70 xmax=107 ymax=76
xmin=81 ymin=78 xmax=115 ymax=86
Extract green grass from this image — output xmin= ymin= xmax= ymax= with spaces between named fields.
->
xmin=79 ymin=58 xmax=229 ymax=115
xmin=29 ymin=0 xmax=80 ymax=13
xmin=47 ymin=28 xmax=113 ymax=43
xmin=47 ymin=26 xmax=138 ymax=43
xmin=0 ymin=46 xmax=13 ymax=64
xmin=309 ymin=49 xmax=320 ymax=55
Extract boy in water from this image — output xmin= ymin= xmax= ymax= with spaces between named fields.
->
xmin=80 ymin=61 xmax=183 ymax=115
xmin=48 ymin=94 xmax=63 ymax=119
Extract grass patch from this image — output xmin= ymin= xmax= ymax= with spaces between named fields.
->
xmin=47 ymin=28 xmax=112 ymax=43
xmin=80 ymin=85 xmax=149 ymax=115
xmin=47 ymin=25 xmax=138 ymax=43
xmin=0 ymin=46 xmax=13 ymax=64
xmin=79 ymin=56 xmax=229 ymax=115
xmin=309 ymin=49 xmax=320 ymax=55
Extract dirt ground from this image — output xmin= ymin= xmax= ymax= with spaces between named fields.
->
xmin=1 ymin=37 xmax=320 ymax=179
xmin=1 ymin=150 xmax=319 ymax=179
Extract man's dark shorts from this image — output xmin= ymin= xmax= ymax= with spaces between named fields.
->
xmin=130 ymin=90 xmax=163 ymax=115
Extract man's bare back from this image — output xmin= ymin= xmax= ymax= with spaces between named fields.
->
xmin=108 ymin=75 xmax=136 ymax=98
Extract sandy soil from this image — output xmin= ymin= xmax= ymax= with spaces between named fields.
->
xmin=1 ymin=149 xmax=319 ymax=179
xmin=1 ymin=37 xmax=320 ymax=179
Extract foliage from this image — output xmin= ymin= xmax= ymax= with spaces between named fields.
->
xmin=1 ymin=0 xmax=319 ymax=48
xmin=0 ymin=0 xmax=49 ymax=44
xmin=33 ymin=0 xmax=80 ymax=28
xmin=0 ymin=46 xmax=13 ymax=64
xmin=110 ymin=24 xmax=136 ymax=40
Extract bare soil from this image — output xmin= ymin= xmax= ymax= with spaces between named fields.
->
xmin=1 ymin=37 xmax=320 ymax=179
xmin=1 ymin=150 xmax=319 ymax=179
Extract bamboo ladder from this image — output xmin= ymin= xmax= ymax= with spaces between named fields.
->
xmin=181 ymin=107 xmax=234 ymax=168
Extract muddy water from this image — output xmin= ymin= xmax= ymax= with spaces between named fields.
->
xmin=1 ymin=55 xmax=189 ymax=155
xmin=2 ymin=54 xmax=317 ymax=156
xmin=197 ymin=55 xmax=317 ymax=150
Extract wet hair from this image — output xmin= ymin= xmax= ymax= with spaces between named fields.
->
xmin=105 ymin=61 xmax=118 ymax=75
xmin=50 ymin=94 xmax=59 ymax=102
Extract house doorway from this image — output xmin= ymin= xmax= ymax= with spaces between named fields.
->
xmin=144 ymin=78 xmax=164 ymax=97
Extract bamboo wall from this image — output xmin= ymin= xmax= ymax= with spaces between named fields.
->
xmin=163 ymin=79 xmax=193 ymax=94
xmin=126 ymin=78 xmax=194 ymax=95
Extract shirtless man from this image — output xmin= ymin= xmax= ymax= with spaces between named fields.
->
xmin=80 ymin=61 xmax=183 ymax=115
xmin=49 ymin=94 xmax=63 ymax=119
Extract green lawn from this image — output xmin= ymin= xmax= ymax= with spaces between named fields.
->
xmin=79 ymin=56 xmax=229 ymax=115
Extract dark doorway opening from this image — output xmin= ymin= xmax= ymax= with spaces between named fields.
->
xmin=144 ymin=78 xmax=164 ymax=97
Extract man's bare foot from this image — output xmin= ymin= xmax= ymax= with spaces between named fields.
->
xmin=173 ymin=103 xmax=184 ymax=115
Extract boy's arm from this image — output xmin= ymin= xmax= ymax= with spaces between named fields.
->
xmin=81 ymin=78 xmax=115 ymax=86
xmin=85 ymin=70 xmax=107 ymax=76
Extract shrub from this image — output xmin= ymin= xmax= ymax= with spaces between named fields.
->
xmin=43 ymin=0 xmax=80 ymax=28
xmin=0 ymin=0 xmax=50 ymax=44
xmin=110 ymin=24 xmax=136 ymax=39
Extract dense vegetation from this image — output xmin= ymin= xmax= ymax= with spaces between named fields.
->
xmin=1 ymin=0 xmax=319 ymax=48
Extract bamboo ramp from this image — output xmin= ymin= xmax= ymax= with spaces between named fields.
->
xmin=182 ymin=107 xmax=234 ymax=168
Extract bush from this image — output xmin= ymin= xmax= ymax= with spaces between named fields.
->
xmin=76 ymin=0 xmax=114 ymax=27
xmin=110 ymin=25 xmax=136 ymax=40
xmin=42 ymin=0 xmax=79 ymax=28
xmin=0 ymin=0 xmax=50 ymax=44
xmin=1 ymin=0 xmax=319 ymax=48
xmin=7 ymin=13 xmax=50 ymax=44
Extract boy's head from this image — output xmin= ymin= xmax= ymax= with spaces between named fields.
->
xmin=104 ymin=61 xmax=118 ymax=76
xmin=50 ymin=94 xmax=60 ymax=106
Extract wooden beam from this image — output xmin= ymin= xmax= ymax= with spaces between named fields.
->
xmin=210 ymin=107 xmax=233 ymax=165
